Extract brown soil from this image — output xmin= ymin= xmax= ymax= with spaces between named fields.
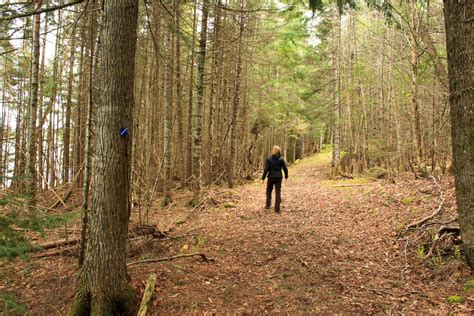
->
xmin=1 ymin=152 xmax=473 ymax=314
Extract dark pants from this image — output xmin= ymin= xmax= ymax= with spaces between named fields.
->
xmin=266 ymin=178 xmax=282 ymax=212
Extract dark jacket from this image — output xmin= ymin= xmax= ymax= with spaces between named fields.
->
xmin=262 ymin=155 xmax=288 ymax=180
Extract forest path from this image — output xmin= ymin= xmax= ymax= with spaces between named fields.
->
xmin=144 ymin=151 xmax=466 ymax=314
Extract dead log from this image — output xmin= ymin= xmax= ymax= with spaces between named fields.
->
xmin=406 ymin=176 xmax=445 ymax=230
xmin=32 ymin=238 xmax=81 ymax=251
xmin=127 ymin=253 xmax=214 ymax=267
xmin=33 ymin=245 xmax=79 ymax=258
xmin=137 ymin=273 xmax=157 ymax=316
xmin=30 ymin=225 xmax=166 ymax=253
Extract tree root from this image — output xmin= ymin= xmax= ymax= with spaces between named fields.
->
xmin=127 ymin=252 xmax=214 ymax=267
xmin=405 ymin=176 xmax=445 ymax=230
xmin=397 ymin=176 xmax=461 ymax=264
xmin=427 ymin=225 xmax=461 ymax=258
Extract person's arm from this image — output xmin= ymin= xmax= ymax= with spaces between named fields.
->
xmin=262 ymin=158 xmax=270 ymax=180
xmin=282 ymin=159 xmax=288 ymax=179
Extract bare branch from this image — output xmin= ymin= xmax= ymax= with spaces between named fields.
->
xmin=0 ymin=0 xmax=84 ymax=21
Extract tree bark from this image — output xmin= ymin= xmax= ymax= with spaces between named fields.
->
xmin=187 ymin=0 xmax=198 ymax=185
xmin=71 ymin=0 xmax=139 ymax=313
xmin=191 ymin=0 xmax=209 ymax=202
xmin=410 ymin=0 xmax=422 ymax=166
xmin=331 ymin=5 xmax=341 ymax=173
xmin=228 ymin=5 xmax=244 ymax=189
xmin=79 ymin=2 xmax=99 ymax=267
xmin=63 ymin=15 xmax=79 ymax=183
xmin=443 ymin=0 xmax=474 ymax=269
xmin=26 ymin=2 xmax=41 ymax=206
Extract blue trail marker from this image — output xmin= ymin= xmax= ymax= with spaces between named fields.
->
xmin=120 ymin=127 xmax=129 ymax=137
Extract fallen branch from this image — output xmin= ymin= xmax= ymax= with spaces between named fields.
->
xmin=331 ymin=183 xmax=366 ymax=187
xmin=50 ymin=162 xmax=85 ymax=209
xmin=32 ymin=245 xmax=79 ymax=258
xmin=137 ymin=273 xmax=157 ymax=316
xmin=298 ymin=257 xmax=310 ymax=269
xmin=32 ymin=238 xmax=81 ymax=251
xmin=30 ymin=225 xmax=166 ymax=253
xmin=127 ymin=253 xmax=214 ymax=267
xmin=405 ymin=176 xmax=445 ymax=230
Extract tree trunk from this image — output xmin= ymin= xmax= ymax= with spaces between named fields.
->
xmin=228 ymin=5 xmax=244 ymax=189
xmin=410 ymin=0 xmax=422 ymax=166
xmin=443 ymin=0 xmax=474 ymax=269
xmin=331 ymin=5 xmax=341 ymax=173
xmin=163 ymin=25 xmax=173 ymax=205
xmin=175 ymin=0 xmax=185 ymax=186
xmin=191 ymin=0 xmax=209 ymax=202
xmin=63 ymin=17 xmax=79 ymax=183
xmin=71 ymin=0 xmax=139 ymax=313
xmin=26 ymin=3 xmax=41 ymax=206
xmin=79 ymin=2 xmax=100 ymax=267
xmin=187 ymin=0 xmax=198 ymax=185
xmin=37 ymin=17 xmax=48 ymax=190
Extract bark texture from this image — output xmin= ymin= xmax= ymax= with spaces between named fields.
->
xmin=191 ymin=0 xmax=209 ymax=202
xmin=26 ymin=3 xmax=41 ymax=205
xmin=71 ymin=0 xmax=139 ymax=314
xmin=443 ymin=0 xmax=474 ymax=269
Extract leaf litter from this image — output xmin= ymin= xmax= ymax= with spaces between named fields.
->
xmin=0 ymin=152 xmax=473 ymax=314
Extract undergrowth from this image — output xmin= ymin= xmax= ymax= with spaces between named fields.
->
xmin=0 ymin=192 xmax=77 ymax=262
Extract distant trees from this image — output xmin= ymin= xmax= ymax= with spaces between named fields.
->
xmin=1 ymin=0 xmax=466 ymax=271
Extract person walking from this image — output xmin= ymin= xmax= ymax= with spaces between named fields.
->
xmin=261 ymin=146 xmax=288 ymax=212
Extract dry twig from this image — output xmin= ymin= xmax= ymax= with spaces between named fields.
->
xmin=405 ymin=176 xmax=445 ymax=230
xmin=127 ymin=252 xmax=214 ymax=267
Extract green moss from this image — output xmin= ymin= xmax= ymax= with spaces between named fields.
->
xmin=68 ymin=286 xmax=91 ymax=316
xmin=0 ymin=293 xmax=26 ymax=315
xmin=321 ymin=176 xmax=374 ymax=190
xmin=175 ymin=219 xmax=186 ymax=226
xmin=401 ymin=196 xmax=416 ymax=205
xmin=464 ymin=279 xmax=474 ymax=292
xmin=114 ymin=285 xmax=136 ymax=315
xmin=223 ymin=202 xmax=236 ymax=208
xmin=277 ymin=282 xmax=294 ymax=291
xmin=188 ymin=235 xmax=207 ymax=252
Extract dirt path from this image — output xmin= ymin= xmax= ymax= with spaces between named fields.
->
xmin=1 ymin=152 xmax=471 ymax=314
xmin=138 ymin=152 xmax=471 ymax=314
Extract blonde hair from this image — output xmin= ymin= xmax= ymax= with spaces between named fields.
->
xmin=271 ymin=145 xmax=281 ymax=156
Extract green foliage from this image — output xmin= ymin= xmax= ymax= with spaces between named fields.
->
xmin=365 ymin=0 xmax=401 ymax=28
xmin=446 ymin=295 xmax=464 ymax=305
xmin=417 ymin=246 xmax=425 ymax=261
xmin=0 ymin=293 xmax=27 ymax=315
xmin=251 ymin=5 xmax=328 ymax=142
xmin=400 ymin=196 xmax=416 ymax=205
xmin=464 ymin=279 xmax=474 ymax=293
xmin=0 ymin=195 xmax=77 ymax=261
xmin=307 ymin=0 xmax=357 ymax=15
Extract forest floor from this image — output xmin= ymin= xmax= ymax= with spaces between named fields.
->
xmin=1 ymin=151 xmax=473 ymax=314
